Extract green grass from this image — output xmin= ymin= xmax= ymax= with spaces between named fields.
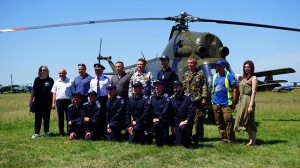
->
xmin=1 ymin=91 xmax=300 ymax=167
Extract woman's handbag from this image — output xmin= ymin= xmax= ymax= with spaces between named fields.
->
xmin=30 ymin=101 xmax=36 ymax=113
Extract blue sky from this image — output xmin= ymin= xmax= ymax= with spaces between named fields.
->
xmin=1 ymin=0 xmax=300 ymax=86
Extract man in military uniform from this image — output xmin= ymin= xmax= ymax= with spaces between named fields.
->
xmin=128 ymin=58 xmax=154 ymax=98
xmin=182 ymin=56 xmax=208 ymax=144
xmin=89 ymin=63 xmax=110 ymax=138
xmin=83 ymin=90 xmax=101 ymax=140
xmin=211 ymin=60 xmax=237 ymax=143
xmin=169 ymin=81 xmax=195 ymax=148
xmin=157 ymin=55 xmax=179 ymax=96
xmin=106 ymin=84 xmax=126 ymax=141
xmin=67 ymin=92 xmax=84 ymax=140
xmin=126 ymin=81 xmax=150 ymax=144
xmin=150 ymin=80 xmax=171 ymax=147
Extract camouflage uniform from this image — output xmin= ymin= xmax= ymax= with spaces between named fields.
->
xmin=128 ymin=70 xmax=155 ymax=98
xmin=182 ymin=68 xmax=208 ymax=142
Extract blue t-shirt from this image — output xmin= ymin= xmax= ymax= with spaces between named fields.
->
xmin=211 ymin=72 xmax=236 ymax=106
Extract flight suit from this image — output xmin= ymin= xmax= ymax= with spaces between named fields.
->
xmin=149 ymin=93 xmax=171 ymax=146
xmin=67 ymin=103 xmax=84 ymax=139
xmin=126 ymin=94 xmax=150 ymax=143
xmin=106 ymin=95 xmax=126 ymax=141
xmin=182 ymin=69 xmax=208 ymax=142
xmin=82 ymin=101 xmax=101 ymax=140
xmin=169 ymin=93 xmax=196 ymax=148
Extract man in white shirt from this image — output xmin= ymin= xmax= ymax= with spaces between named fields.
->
xmin=89 ymin=63 xmax=110 ymax=138
xmin=51 ymin=68 xmax=73 ymax=136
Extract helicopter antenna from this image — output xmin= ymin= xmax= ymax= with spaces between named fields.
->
xmin=97 ymin=38 xmax=102 ymax=64
xmin=141 ymin=51 xmax=147 ymax=64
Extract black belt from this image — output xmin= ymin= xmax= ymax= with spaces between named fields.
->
xmin=56 ymin=99 xmax=71 ymax=103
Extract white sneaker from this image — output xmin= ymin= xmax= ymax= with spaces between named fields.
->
xmin=32 ymin=134 xmax=39 ymax=139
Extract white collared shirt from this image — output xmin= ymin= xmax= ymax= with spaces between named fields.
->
xmin=89 ymin=75 xmax=110 ymax=97
xmin=51 ymin=77 xmax=73 ymax=100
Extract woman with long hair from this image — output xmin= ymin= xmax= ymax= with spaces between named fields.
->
xmin=234 ymin=60 xmax=258 ymax=146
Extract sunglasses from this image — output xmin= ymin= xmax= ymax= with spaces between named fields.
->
xmin=78 ymin=63 xmax=86 ymax=68
xmin=40 ymin=70 xmax=47 ymax=72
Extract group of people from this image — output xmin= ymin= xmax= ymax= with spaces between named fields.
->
xmin=29 ymin=55 xmax=258 ymax=147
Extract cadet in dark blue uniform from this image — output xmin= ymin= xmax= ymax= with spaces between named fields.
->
xmin=150 ymin=80 xmax=171 ymax=147
xmin=126 ymin=81 xmax=150 ymax=144
xmin=157 ymin=55 xmax=179 ymax=96
xmin=67 ymin=92 xmax=84 ymax=140
xmin=106 ymin=84 xmax=126 ymax=141
xmin=83 ymin=90 xmax=101 ymax=140
xmin=169 ymin=81 xmax=196 ymax=148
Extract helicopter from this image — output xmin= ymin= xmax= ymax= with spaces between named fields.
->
xmin=1 ymin=12 xmax=299 ymax=103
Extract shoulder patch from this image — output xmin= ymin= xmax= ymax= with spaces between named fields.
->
xmin=163 ymin=93 xmax=169 ymax=97
xmin=116 ymin=95 xmax=121 ymax=99
xmin=83 ymin=102 xmax=89 ymax=105
xmin=170 ymin=95 xmax=175 ymax=99
xmin=184 ymin=93 xmax=190 ymax=96
xmin=68 ymin=104 xmax=74 ymax=108
xmin=143 ymin=95 xmax=149 ymax=99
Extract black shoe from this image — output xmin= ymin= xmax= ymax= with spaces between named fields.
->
xmin=85 ymin=134 xmax=92 ymax=141
xmin=192 ymin=135 xmax=199 ymax=145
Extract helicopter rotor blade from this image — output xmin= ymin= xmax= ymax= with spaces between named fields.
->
xmin=0 ymin=18 xmax=167 ymax=33
xmin=191 ymin=17 xmax=300 ymax=32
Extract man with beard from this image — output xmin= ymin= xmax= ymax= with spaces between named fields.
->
xmin=169 ymin=81 xmax=195 ymax=148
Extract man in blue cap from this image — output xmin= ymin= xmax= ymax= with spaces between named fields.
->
xmin=67 ymin=92 xmax=84 ymax=140
xmin=126 ymin=81 xmax=150 ymax=144
xmin=211 ymin=60 xmax=238 ymax=143
xmin=149 ymin=80 xmax=171 ymax=146
xmin=169 ymin=81 xmax=195 ymax=148
xmin=83 ymin=90 xmax=101 ymax=140
xmin=106 ymin=84 xmax=126 ymax=141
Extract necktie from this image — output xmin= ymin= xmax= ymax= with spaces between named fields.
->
xmin=97 ymin=77 xmax=100 ymax=97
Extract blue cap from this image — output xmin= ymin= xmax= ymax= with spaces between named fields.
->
xmin=72 ymin=92 xmax=82 ymax=97
xmin=87 ymin=90 xmax=97 ymax=96
xmin=132 ymin=81 xmax=143 ymax=87
xmin=153 ymin=80 xmax=164 ymax=86
xmin=216 ymin=60 xmax=226 ymax=66
xmin=173 ymin=80 xmax=183 ymax=87
xmin=106 ymin=84 xmax=116 ymax=90
xmin=160 ymin=55 xmax=169 ymax=61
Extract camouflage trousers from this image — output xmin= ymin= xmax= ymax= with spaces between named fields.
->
xmin=193 ymin=103 xmax=206 ymax=141
xmin=212 ymin=104 xmax=235 ymax=142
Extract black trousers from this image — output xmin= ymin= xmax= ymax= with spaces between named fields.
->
xmin=174 ymin=123 xmax=192 ymax=147
xmin=34 ymin=103 xmax=51 ymax=134
xmin=97 ymin=96 xmax=108 ymax=138
xmin=153 ymin=121 xmax=170 ymax=146
xmin=56 ymin=99 xmax=71 ymax=134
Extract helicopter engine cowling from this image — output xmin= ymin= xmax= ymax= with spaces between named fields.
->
xmin=177 ymin=46 xmax=192 ymax=57
xmin=194 ymin=45 xmax=208 ymax=58
xmin=218 ymin=46 xmax=229 ymax=58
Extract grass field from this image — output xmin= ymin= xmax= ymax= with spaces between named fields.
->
xmin=0 ymin=91 xmax=300 ymax=167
